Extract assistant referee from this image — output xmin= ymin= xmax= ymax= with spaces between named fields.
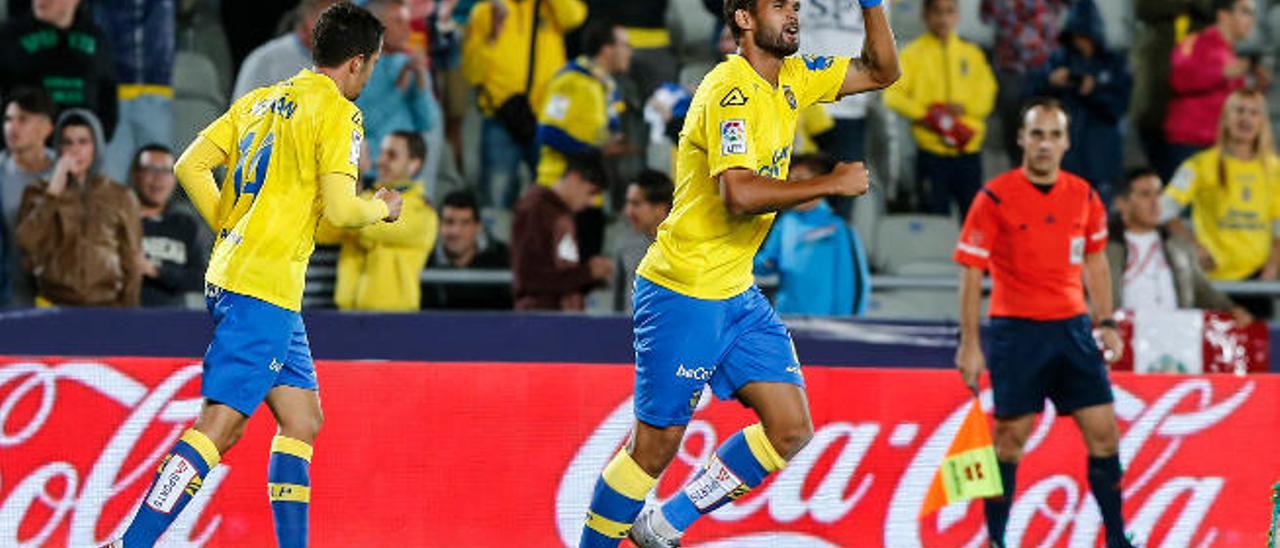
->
xmin=953 ymin=97 xmax=1134 ymax=548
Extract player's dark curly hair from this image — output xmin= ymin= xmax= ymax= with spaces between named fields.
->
xmin=723 ymin=0 xmax=760 ymax=42
xmin=312 ymin=2 xmax=386 ymax=68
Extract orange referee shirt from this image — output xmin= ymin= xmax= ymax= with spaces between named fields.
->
xmin=953 ymin=168 xmax=1108 ymax=321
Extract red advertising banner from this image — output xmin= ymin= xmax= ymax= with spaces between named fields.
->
xmin=1 ymin=357 xmax=1275 ymax=547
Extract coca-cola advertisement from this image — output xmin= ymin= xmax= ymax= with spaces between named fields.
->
xmin=2 ymin=357 xmax=1275 ymax=547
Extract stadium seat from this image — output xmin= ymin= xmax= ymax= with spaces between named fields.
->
xmin=482 ymin=207 xmax=514 ymax=245
xmin=895 ymin=261 xmax=958 ymax=277
xmin=670 ymin=0 xmax=717 ymax=62
xmin=872 ymin=214 xmax=959 ymax=274
xmin=863 ymin=289 xmax=955 ymax=320
xmin=172 ymin=51 xmax=226 ymax=153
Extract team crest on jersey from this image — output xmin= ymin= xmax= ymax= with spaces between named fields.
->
xmin=802 ymin=54 xmax=833 ymax=71
xmin=720 ymin=87 xmax=748 ymax=107
xmin=721 ymin=119 xmax=748 ymax=155
xmin=783 ymin=85 xmax=797 ymax=110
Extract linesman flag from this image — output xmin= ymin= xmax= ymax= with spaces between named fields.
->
xmin=920 ymin=399 xmax=1003 ymax=517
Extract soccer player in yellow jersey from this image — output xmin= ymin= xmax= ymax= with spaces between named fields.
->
xmin=112 ymin=4 xmax=398 ymax=547
xmin=580 ymin=0 xmax=899 ymax=546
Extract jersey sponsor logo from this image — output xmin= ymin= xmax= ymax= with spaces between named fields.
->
xmin=676 ymin=364 xmax=712 ymax=381
xmin=721 ymin=119 xmax=748 ymax=155
xmin=349 ymin=130 xmax=362 ymax=166
xmin=783 ymin=85 xmax=797 ymax=110
xmin=758 ymin=145 xmax=791 ymax=178
xmin=802 ymin=54 xmax=834 ymax=71
xmin=719 ymin=87 xmax=749 ymax=107
xmin=684 ymin=456 xmax=744 ymax=511
xmin=146 ymin=454 xmax=198 ymax=514
xmin=1070 ymin=236 xmax=1085 ymax=264
xmin=249 ymin=95 xmax=297 ymax=119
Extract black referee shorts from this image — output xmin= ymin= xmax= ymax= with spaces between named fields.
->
xmin=986 ymin=314 xmax=1115 ymax=419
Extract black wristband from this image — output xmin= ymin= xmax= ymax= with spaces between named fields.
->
xmin=1097 ymin=318 xmax=1118 ymax=329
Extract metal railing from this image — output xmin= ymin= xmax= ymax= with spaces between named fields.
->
xmin=390 ymin=268 xmax=1280 ymax=295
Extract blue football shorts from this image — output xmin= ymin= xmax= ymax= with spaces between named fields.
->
xmin=986 ymin=314 xmax=1115 ymax=418
xmin=201 ymin=284 xmax=317 ymax=416
xmin=632 ymin=276 xmax=803 ymax=427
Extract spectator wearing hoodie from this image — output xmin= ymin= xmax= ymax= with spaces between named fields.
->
xmin=94 ymin=0 xmax=176 ymax=183
xmin=0 ymin=0 xmax=118 ymax=137
xmin=980 ymin=0 xmax=1072 ymax=167
xmin=1164 ymin=0 xmax=1260 ymax=180
xmin=885 ymin=0 xmax=996 ymax=218
xmin=16 ymin=109 xmax=142 ymax=307
xmin=1031 ymin=0 xmax=1132 ymax=203
xmin=754 ymin=154 xmax=871 ymax=317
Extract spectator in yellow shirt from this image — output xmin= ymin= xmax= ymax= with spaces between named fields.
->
xmin=536 ymin=21 xmax=633 ymax=259
xmin=884 ymin=0 xmax=996 ymax=218
xmin=462 ymin=0 xmax=586 ymax=208
xmin=317 ymin=130 xmax=439 ymax=312
xmin=1161 ymin=88 xmax=1280 ymax=318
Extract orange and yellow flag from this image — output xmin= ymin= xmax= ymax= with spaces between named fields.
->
xmin=920 ymin=399 xmax=1003 ymax=518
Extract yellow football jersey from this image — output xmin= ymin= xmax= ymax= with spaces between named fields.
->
xmin=636 ymin=54 xmax=850 ymax=299
xmin=201 ymin=69 xmax=366 ymax=311
xmin=1165 ymin=148 xmax=1280 ymax=280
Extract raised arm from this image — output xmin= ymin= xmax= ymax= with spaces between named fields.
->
xmin=838 ymin=4 xmax=900 ymax=98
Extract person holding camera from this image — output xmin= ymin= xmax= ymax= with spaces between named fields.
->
xmin=1031 ymin=0 xmax=1131 ymax=204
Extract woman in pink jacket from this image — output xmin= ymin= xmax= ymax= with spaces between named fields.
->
xmin=1163 ymin=0 xmax=1261 ymax=180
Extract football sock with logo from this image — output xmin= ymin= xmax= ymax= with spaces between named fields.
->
xmin=659 ymin=423 xmax=786 ymax=534
xmin=269 ymin=435 xmax=314 ymax=548
xmin=122 ymin=428 xmax=221 ymax=547
xmin=580 ymin=449 xmax=658 ymax=547
xmin=1088 ymin=455 xmax=1130 ymax=547
xmin=984 ymin=459 xmax=1019 ymax=547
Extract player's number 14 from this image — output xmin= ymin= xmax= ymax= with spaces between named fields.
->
xmin=232 ymin=131 xmax=275 ymax=204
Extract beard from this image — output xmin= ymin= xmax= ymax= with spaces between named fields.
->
xmin=756 ymin=25 xmax=798 ymax=58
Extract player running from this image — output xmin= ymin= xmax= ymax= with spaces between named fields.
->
xmin=110 ymin=4 xmax=398 ymax=547
xmin=578 ymin=0 xmax=898 ymax=546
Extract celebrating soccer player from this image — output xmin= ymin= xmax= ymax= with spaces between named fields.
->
xmin=953 ymin=97 xmax=1134 ymax=548
xmin=108 ymin=4 xmax=400 ymax=547
xmin=578 ymin=0 xmax=898 ymax=546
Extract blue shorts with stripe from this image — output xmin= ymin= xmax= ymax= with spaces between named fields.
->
xmin=632 ymin=276 xmax=803 ymax=428
xmin=202 ymin=285 xmax=317 ymax=416
xmin=987 ymin=314 xmax=1114 ymax=418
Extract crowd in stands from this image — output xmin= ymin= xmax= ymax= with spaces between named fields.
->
xmin=2 ymin=0 xmax=1280 ymax=321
